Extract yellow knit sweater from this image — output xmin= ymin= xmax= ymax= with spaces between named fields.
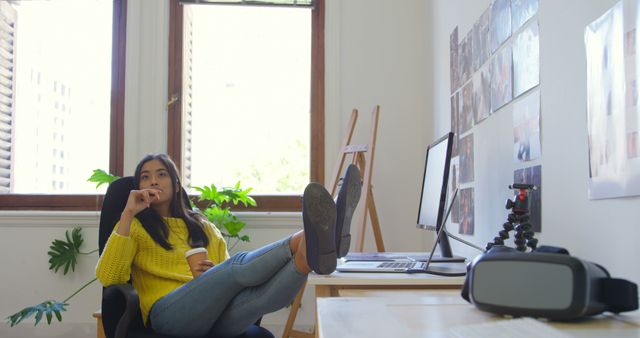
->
xmin=95 ymin=217 xmax=229 ymax=325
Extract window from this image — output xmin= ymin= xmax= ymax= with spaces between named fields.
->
xmin=168 ymin=0 xmax=324 ymax=211
xmin=0 ymin=0 xmax=127 ymax=210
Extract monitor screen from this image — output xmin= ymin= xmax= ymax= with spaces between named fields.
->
xmin=417 ymin=132 xmax=454 ymax=257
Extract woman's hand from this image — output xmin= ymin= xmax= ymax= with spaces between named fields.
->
xmin=115 ymin=189 xmax=161 ymax=237
xmin=193 ymin=259 xmax=215 ymax=277
xmin=123 ymin=189 xmax=161 ymax=217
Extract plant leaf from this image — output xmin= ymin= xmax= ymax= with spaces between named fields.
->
xmin=195 ymin=181 xmax=258 ymax=246
xmin=6 ymin=301 xmax=68 ymax=327
xmin=46 ymin=310 xmax=52 ymax=325
xmin=48 ymin=227 xmax=83 ymax=275
xmin=87 ymin=169 xmax=119 ymax=188
xmin=6 ymin=306 xmax=37 ymax=327
xmin=33 ymin=309 xmax=43 ymax=326
xmin=223 ymin=218 xmax=245 ymax=237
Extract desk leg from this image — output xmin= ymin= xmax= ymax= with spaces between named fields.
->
xmin=315 ymin=285 xmax=332 ymax=298
xmin=313 ymin=285 xmax=334 ymax=338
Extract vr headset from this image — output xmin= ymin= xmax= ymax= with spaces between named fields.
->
xmin=461 ymin=245 xmax=638 ymax=320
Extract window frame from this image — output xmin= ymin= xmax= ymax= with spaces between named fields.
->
xmin=0 ymin=0 xmax=127 ymax=211
xmin=167 ymin=0 xmax=325 ymax=212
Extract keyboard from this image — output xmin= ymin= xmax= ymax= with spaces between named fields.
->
xmin=377 ymin=262 xmax=419 ymax=269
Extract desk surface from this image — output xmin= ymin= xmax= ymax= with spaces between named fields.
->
xmin=316 ymin=290 xmax=640 ymax=338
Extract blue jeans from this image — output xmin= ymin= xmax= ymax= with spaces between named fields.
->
xmin=149 ymin=237 xmax=307 ymax=337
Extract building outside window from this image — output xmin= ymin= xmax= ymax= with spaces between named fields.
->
xmin=1 ymin=0 xmax=113 ymax=194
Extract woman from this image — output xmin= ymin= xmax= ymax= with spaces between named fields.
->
xmin=96 ymin=153 xmax=361 ymax=337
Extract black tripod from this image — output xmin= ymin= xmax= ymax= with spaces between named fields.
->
xmin=486 ymin=183 xmax=538 ymax=252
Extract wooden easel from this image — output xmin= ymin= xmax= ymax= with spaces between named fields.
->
xmin=281 ymin=105 xmax=385 ymax=338
xmin=329 ymin=105 xmax=385 ymax=252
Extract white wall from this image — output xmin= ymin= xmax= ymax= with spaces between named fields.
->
xmin=430 ymin=0 xmax=640 ymax=289
xmin=1 ymin=1 xmax=432 ymax=337
xmin=325 ymin=0 xmax=431 ymax=253
xmin=0 ymin=213 xmax=103 ymax=338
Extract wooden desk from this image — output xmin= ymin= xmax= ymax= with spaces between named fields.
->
xmin=308 ymin=270 xmax=465 ymax=297
xmin=316 ymin=290 xmax=640 ymax=338
xmin=282 ymin=271 xmax=465 ymax=338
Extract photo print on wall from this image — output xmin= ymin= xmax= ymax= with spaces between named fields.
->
xmin=459 ymin=133 xmax=474 ymax=184
xmin=491 ymin=44 xmax=513 ymax=111
xmin=513 ymin=20 xmax=540 ymax=98
xmin=511 ymin=0 xmax=539 ymax=33
xmin=490 ymin=0 xmax=512 ymax=53
xmin=474 ymin=66 xmax=492 ymax=124
xmin=624 ymin=28 xmax=639 ymax=160
xmin=460 ymin=81 xmax=475 ymax=134
xmin=472 ymin=7 xmax=491 ymax=72
xmin=585 ymin=0 xmax=640 ymax=199
xmin=450 ymin=26 xmax=459 ymax=93
xmin=460 ymin=32 xmax=473 ymax=85
xmin=513 ymin=89 xmax=541 ymax=162
xmin=459 ymin=187 xmax=475 ymax=235
xmin=514 ymin=165 xmax=541 ymax=232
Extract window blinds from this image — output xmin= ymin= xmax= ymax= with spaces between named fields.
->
xmin=0 ymin=2 xmax=16 ymax=193
xmin=179 ymin=0 xmax=313 ymax=7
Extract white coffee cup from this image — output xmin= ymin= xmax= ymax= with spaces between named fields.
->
xmin=185 ymin=247 xmax=208 ymax=277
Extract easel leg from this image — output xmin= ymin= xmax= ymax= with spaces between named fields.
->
xmin=282 ymin=282 xmax=309 ymax=338
xmin=368 ymin=189 xmax=385 ymax=252
xmin=329 ymin=109 xmax=359 ymax=196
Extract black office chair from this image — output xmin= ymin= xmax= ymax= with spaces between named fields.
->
xmin=98 ymin=176 xmax=274 ymax=338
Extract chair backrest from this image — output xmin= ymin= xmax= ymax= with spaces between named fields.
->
xmin=99 ymin=176 xmax=135 ymax=255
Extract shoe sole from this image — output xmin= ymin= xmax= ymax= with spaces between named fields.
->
xmin=335 ymin=164 xmax=362 ymax=258
xmin=303 ymin=183 xmax=337 ymax=274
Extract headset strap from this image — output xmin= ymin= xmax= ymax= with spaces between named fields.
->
xmin=601 ymin=278 xmax=639 ymax=313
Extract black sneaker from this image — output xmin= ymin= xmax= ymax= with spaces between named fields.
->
xmin=335 ymin=164 xmax=362 ymax=258
xmin=302 ymin=183 xmax=337 ymax=274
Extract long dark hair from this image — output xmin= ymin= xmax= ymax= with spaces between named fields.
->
xmin=133 ymin=153 xmax=209 ymax=250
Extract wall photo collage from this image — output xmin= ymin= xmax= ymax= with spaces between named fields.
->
xmin=448 ymin=0 xmax=542 ymax=236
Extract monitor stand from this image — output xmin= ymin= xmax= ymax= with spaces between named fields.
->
xmin=426 ymin=188 xmax=482 ymax=264
xmin=432 ymin=188 xmax=484 ymax=260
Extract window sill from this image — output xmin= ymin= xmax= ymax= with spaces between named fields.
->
xmin=0 ymin=211 xmax=302 ymax=229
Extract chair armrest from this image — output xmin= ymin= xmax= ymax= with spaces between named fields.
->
xmin=102 ymin=284 xmax=140 ymax=338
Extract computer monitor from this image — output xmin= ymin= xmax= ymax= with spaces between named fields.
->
xmin=417 ymin=132 xmax=455 ymax=258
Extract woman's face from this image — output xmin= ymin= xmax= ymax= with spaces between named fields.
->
xmin=139 ymin=159 xmax=175 ymax=206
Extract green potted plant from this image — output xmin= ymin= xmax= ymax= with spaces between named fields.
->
xmin=6 ymin=170 xmax=256 ymax=327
